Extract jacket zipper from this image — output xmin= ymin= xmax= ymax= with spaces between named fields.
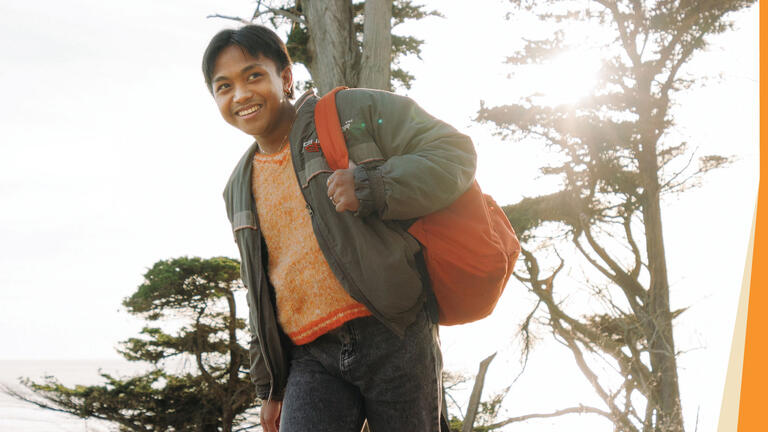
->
xmin=255 ymin=260 xmax=277 ymax=400
xmin=246 ymin=179 xmax=277 ymax=400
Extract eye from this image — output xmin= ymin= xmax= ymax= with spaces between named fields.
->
xmin=248 ymin=72 xmax=262 ymax=80
xmin=215 ymin=83 xmax=230 ymax=93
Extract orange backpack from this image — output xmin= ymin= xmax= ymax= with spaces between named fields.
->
xmin=315 ymin=87 xmax=520 ymax=325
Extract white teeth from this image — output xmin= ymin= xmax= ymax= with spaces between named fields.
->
xmin=237 ymin=105 xmax=261 ymax=116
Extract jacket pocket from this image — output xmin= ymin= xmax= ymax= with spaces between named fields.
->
xmin=348 ymin=140 xmax=385 ymax=164
xmin=232 ymin=210 xmax=258 ymax=236
xmin=298 ymin=155 xmax=333 ymax=188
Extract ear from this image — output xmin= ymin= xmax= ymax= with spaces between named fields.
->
xmin=281 ymin=66 xmax=293 ymax=95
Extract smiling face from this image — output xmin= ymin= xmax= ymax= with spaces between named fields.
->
xmin=211 ymin=45 xmax=294 ymax=146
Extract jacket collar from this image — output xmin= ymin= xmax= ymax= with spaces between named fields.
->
xmin=294 ymin=89 xmax=315 ymax=113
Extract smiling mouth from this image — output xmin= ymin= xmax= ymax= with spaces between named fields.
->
xmin=236 ymin=104 xmax=262 ymax=117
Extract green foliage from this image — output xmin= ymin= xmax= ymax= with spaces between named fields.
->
xmin=442 ymin=369 xmax=508 ymax=432
xmin=502 ymin=190 xmax=587 ymax=242
xmin=285 ymin=20 xmax=310 ymax=67
xmin=447 ymin=415 xmax=464 ymax=432
xmin=392 ymin=0 xmax=442 ymax=26
xmin=11 ymin=257 xmax=257 ymax=432
xmin=388 ymin=0 xmax=441 ymax=90
xmin=389 ymin=34 xmax=423 ymax=90
xmin=19 ymin=371 xmax=225 ymax=432
xmin=124 ymin=256 xmax=241 ymax=317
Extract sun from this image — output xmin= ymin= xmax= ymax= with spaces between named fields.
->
xmin=522 ymin=49 xmax=602 ymax=106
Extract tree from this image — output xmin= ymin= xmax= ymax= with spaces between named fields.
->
xmin=475 ymin=1 xmax=755 ymax=431
xmin=441 ymin=354 xmax=510 ymax=432
xmin=4 ymin=257 xmax=257 ymax=432
xmin=209 ymin=0 xmax=440 ymax=94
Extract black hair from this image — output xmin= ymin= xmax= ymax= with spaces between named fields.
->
xmin=202 ymin=25 xmax=294 ymax=98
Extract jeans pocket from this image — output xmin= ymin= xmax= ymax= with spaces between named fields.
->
xmin=405 ymin=308 xmax=431 ymax=339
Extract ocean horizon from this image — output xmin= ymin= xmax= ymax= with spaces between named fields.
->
xmin=0 ymin=359 xmax=263 ymax=432
xmin=1 ymin=359 xmax=151 ymax=432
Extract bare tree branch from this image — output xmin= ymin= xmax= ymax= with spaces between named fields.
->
xmin=556 ymin=326 xmax=639 ymax=432
xmin=462 ymin=353 xmax=497 ymax=432
xmin=581 ymin=224 xmax=646 ymax=301
xmin=623 ymin=212 xmax=644 ymax=279
xmin=252 ymin=7 xmax=306 ymax=25
xmin=486 ymin=404 xmax=613 ymax=429
xmin=594 ymin=0 xmax=642 ymax=67
xmin=206 ymin=14 xmax=252 ymax=25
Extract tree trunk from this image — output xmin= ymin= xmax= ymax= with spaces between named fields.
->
xmin=302 ymin=0 xmax=359 ymax=95
xmin=221 ymin=407 xmax=233 ymax=432
xmin=359 ymin=0 xmax=392 ymax=90
xmin=643 ymin=183 xmax=684 ymax=432
xmin=462 ymin=353 xmax=497 ymax=432
xmin=637 ymin=80 xmax=684 ymax=432
xmin=225 ymin=290 xmax=239 ymax=432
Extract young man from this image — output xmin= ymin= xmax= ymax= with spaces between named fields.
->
xmin=202 ymin=25 xmax=476 ymax=431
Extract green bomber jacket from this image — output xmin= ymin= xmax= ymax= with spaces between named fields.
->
xmin=222 ymin=88 xmax=477 ymax=401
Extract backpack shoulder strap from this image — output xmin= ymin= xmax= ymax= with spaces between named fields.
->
xmin=314 ymin=86 xmax=350 ymax=170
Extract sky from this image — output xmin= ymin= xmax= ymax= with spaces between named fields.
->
xmin=0 ymin=0 xmax=759 ymax=431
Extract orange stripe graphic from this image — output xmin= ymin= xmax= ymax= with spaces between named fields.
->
xmin=737 ymin=5 xmax=766 ymax=430
xmin=289 ymin=304 xmax=372 ymax=345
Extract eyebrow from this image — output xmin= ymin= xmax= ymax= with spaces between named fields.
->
xmin=213 ymin=63 xmax=266 ymax=84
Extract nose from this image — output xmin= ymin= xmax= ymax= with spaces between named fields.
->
xmin=233 ymin=85 xmax=253 ymax=104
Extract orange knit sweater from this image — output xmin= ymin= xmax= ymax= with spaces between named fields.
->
xmin=251 ymin=145 xmax=371 ymax=345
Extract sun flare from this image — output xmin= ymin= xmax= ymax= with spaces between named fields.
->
xmin=523 ymin=49 xmax=602 ymax=105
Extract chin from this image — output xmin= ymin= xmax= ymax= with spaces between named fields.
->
xmin=236 ymin=122 xmax=265 ymax=137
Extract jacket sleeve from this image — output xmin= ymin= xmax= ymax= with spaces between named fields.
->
xmin=341 ymin=90 xmax=477 ymax=220
xmin=223 ymin=180 xmax=275 ymax=401
xmin=245 ymin=285 xmax=274 ymax=400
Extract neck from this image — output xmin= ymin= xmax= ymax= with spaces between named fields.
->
xmin=256 ymin=104 xmax=296 ymax=154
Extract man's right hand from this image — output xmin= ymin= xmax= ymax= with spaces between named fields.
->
xmin=260 ymin=399 xmax=282 ymax=432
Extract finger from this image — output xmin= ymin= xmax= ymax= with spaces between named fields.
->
xmin=335 ymin=198 xmax=346 ymax=213
xmin=326 ymin=170 xmax=339 ymax=186
xmin=326 ymin=174 xmax=336 ymax=197
xmin=336 ymin=195 xmax=357 ymax=213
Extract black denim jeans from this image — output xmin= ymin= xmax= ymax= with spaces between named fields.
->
xmin=280 ymin=311 xmax=443 ymax=431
